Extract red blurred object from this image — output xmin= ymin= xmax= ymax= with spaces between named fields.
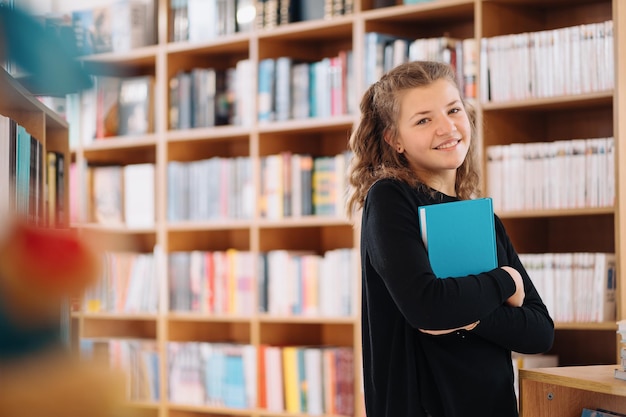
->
xmin=0 ymin=221 xmax=100 ymax=325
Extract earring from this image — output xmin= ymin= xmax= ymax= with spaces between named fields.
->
xmin=396 ymin=145 xmax=403 ymax=153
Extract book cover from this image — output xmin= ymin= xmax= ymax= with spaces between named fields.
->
xmin=418 ymin=197 xmax=497 ymax=278
xmin=582 ymin=408 xmax=626 ymax=417
xmin=46 ymin=152 xmax=57 ymax=226
xmin=72 ymin=8 xmax=95 ymax=55
xmin=95 ymin=75 xmax=120 ymax=138
xmin=91 ymin=165 xmax=123 ymax=225
xmin=298 ymin=0 xmax=325 ymax=21
xmin=117 ymin=75 xmax=155 ymax=135
xmin=110 ymin=0 xmax=149 ymax=52
xmin=123 ymin=163 xmax=155 ymax=228
xmin=282 ymin=346 xmax=301 ymax=412
xmin=91 ymin=5 xmax=113 ymax=54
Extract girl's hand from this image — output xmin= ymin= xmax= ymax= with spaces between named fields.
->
xmin=501 ymin=266 xmax=525 ymax=307
xmin=419 ymin=320 xmax=480 ymax=335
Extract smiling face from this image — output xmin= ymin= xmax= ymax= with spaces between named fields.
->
xmin=387 ymin=78 xmax=471 ymax=195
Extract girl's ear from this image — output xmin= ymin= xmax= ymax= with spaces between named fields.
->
xmin=384 ymin=131 xmax=404 ymax=153
xmin=383 ymin=130 xmax=394 ymax=147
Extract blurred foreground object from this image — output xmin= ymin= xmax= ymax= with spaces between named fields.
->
xmin=0 ymin=352 xmax=129 ymax=417
xmin=0 ymin=4 xmax=92 ymax=95
xmin=0 ymin=221 xmax=138 ymax=417
xmin=0 ymin=221 xmax=100 ymax=357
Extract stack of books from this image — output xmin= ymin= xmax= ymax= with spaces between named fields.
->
xmin=615 ymin=320 xmax=626 ymax=381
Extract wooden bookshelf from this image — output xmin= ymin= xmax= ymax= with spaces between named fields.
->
xmin=519 ymin=365 xmax=626 ymax=416
xmin=0 ymin=67 xmax=70 ymax=226
xmin=68 ymin=0 xmax=626 ymax=416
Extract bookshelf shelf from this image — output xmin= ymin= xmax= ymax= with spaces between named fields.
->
xmin=166 ymin=35 xmax=251 ymax=54
xmin=481 ymin=91 xmax=614 ymax=111
xmin=67 ymin=0 xmax=626 ymax=415
xmin=554 ymin=321 xmax=618 ymax=331
xmin=258 ymin=315 xmax=357 ymax=325
xmin=497 ymin=207 xmax=615 ymax=219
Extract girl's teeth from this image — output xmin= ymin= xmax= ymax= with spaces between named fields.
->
xmin=437 ymin=140 xmax=459 ymax=149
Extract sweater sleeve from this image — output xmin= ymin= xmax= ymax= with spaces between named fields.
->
xmin=362 ymin=180 xmax=517 ymax=331
xmin=472 ymin=216 xmax=555 ymax=354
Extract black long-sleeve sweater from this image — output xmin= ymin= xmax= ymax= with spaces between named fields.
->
xmin=360 ymin=179 xmax=554 ymax=417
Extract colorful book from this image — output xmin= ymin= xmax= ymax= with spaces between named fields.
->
xmin=418 ymin=197 xmax=497 ymax=278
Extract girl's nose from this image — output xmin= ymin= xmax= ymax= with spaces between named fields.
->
xmin=435 ymin=115 xmax=457 ymax=136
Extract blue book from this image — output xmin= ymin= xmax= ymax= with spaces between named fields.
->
xmin=418 ymin=197 xmax=497 ymax=278
xmin=581 ymin=408 xmax=626 ymax=417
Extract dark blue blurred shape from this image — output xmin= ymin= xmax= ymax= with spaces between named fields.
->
xmin=0 ymin=5 xmax=93 ymax=96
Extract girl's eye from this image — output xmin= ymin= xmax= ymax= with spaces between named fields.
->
xmin=449 ymin=107 xmax=461 ymax=114
xmin=416 ymin=118 xmax=429 ymax=125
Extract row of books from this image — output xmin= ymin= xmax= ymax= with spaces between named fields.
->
xmin=167 ymin=341 xmax=354 ymax=414
xmin=486 ymin=137 xmax=615 ymax=212
xmin=480 ymin=20 xmax=614 ymax=102
xmin=87 ymin=163 xmax=155 ymax=228
xmin=519 ymin=252 xmax=616 ymax=323
xmin=71 ymin=0 xmax=156 ymax=55
xmin=168 ymin=250 xmax=256 ymax=315
xmin=0 ymin=114 xmax=60 ymax=226
xmin=259 ymin=344 xmax=354 ymax=415
xmin=84 ymin=250 xmax=159 ymax=314
xmin=167 ymin=157 xmax=253 ymax=221
xmin=168 ymin=341 xmax=256 ymax=407
xmin=72 ymin=60 xmax=252 ymax=145
xmin=255 ymin=0 xmax=353 ymax=31
xmin=259 ymin=248 xmax=356 ymax=317
xmin=258 ymin=51 xmax=356 ymax=122
xmin=169 ymin=68 xmax=235 ymax=129
xmin=170 ymin=0 xmax=254 ymax=43
xmin=261 ymin=151 xmax=352 ymax=219
xmin=81 ymin=339 xmax=160 ymax=402
xmin=74 ymin=74 xmax=155 ymax=142
xmin=79 ymin=151 xmax=352 ymax=227
xmin=167 ymin=248 xmax=356 ymax=317
xmin=364 ymin=33 xmax=477 ymax=98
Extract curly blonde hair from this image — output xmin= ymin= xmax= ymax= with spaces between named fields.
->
xmin=346 ymin=61 xmax=480 ymax=220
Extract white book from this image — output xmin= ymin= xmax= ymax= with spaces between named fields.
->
xmin=235 ymin=59 xmax=254 ymax=126
xmin=304 ymin=348 xmax=323 ymax=415
xmin=265 ymin=346 xmax=284 ymax=411
xmin=111 ymin=0 xmax=148 ymax=52
xmin=291 ymin=62 xmax=310 ymax=120
xmin=593 ymin=253 xmax=616 ymax=322
xmin=275 ymin=57 xmax=293 ymax=121
xmin=243 ymin=344 xmax=257 ymax=408
xmin=124 ymin=163 xmax=155 ymax=228
xmin=187 ymin=0 xmax=217 ymax=42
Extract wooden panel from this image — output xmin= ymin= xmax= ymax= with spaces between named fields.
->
xmin=259 ymin=225 xmax=353 ymax=252
xmin=520 ymin=365 xmax=626 ymax=417
xmin=81 ymin=317 xmax=158 ymax=338
xmin=521 ymin=379 xmax=626 ymax=417
xmin=167 ymin=319 xmax=251 ymax=343
xmin=260 ymin=322 xmax=353 ymax=346
xmin=548 ymin=329 xmax=617 ymax=366
xmin=501 ymin=215 xmax=614 ymax=254
xmin=167 ymin=229 xmax=251 ymax=252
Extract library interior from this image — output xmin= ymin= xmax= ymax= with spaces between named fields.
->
xmin=1 ymin=0 xmax=626 ymax=416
